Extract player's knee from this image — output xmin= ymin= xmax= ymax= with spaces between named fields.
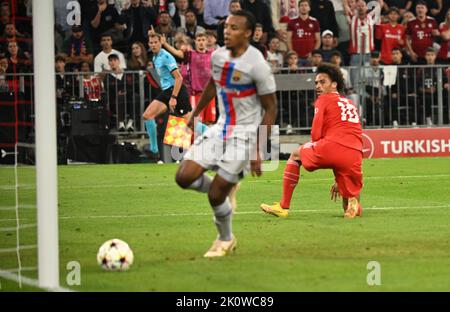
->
xmin=207 ymin=190 xmax=224 ymax=207
xmin=175 ymin=171 xmax=191 ymax=189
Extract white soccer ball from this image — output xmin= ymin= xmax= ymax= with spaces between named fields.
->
xmin=96 ymin=238 xmax=134 ymax=271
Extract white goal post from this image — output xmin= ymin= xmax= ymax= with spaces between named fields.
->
xmin=32 ymin=0 xmax=60 ymax=289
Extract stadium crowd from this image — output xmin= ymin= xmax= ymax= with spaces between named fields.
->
xmin=1 ymin=0 xmax=450 ymax=136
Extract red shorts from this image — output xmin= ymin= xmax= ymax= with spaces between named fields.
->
xmin=299 ymin=139 xmax=363 ymax=198
xmin=190 ymin=94 xmax=216 ymax=123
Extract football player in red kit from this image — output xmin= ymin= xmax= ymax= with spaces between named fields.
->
xmin=260 ymin=63 xmax=363 ymax=219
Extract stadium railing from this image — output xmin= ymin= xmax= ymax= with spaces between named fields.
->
xmin=1 ymin=65 xmax=449 ymax=141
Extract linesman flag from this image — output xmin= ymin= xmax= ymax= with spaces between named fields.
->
xmin=163 ymin=115 xmax=192 ymax=149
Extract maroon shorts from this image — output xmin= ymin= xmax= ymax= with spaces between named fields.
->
xmin=299 ymin=139 xmax=363 ymax=198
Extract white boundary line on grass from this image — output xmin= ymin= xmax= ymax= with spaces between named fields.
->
xmin=0 ymin=270 xmax=74 ymax=292
xmin=57 ymin=204 xmax=450 ymax=220
xmin=1 ymin=173 xmax=450 ymax=191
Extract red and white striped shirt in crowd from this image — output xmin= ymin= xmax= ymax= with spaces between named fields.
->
xmin=83 ymin=75 xmax=103 ymax=101
xmin=348 ymin=14 xmax=375 ymax=55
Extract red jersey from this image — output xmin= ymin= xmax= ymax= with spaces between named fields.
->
xmin=375 ymin=23 xmax=405 ymax=64
xmin=406 ymin=17 xmax=438 ymax=58
xmin=288 ymin=16 xmax=320 ymax=58
xmin=83 ymin=75 xmax=103 ymax=101
xmin=311 ymin=92 xmax=362 ymax=151
xmin=438 ymin=22 xmax=450 ymax=60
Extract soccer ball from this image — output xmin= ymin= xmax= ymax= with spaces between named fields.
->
xmin=96 ymin=238 xmax=134 ymax=271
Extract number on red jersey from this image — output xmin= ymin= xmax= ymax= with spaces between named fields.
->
xmin=337 ymin=98 xmax=360 ymax=123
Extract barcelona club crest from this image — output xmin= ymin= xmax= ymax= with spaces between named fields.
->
xmin=232 ymin=70 xmax=241 ymax=82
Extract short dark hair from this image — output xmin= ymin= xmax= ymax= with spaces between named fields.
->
xmin=231 ymin=10 xmax=256 ymax=37
xmin=316 ymin=62 xmax=345 ymax=94
xmin=387 ymin=6 xmax=400 ymax=14
xmin=370 ymin=51 xmax=380 ymax=58
xmin=426 ymin=47 xmax=436 ymax=54
xmin=101 ymin=33 xmax=113 ymax=40
xmin=107 ymin=54 xmax=119 ymax=61
xmin=159 ymin=10 xmax=170 ymax=16
xmin=415 ymin=0 xmax=427 ymax=7
xmin=185 ymin=8 xmax=197 ymax=16
xmin=205 ymin=29 xmax=217 ymax=38
xmin=392 ymin=47 xmax=402 ymax=53
xmin=55 ymin=54 xmax=66 ymax=63
xmin=311 ymin=49 xmax=323 ymax=57
xmin=331 ymin=50 xmax=342 ymax=58
xmin=255 ymin=23 xmax=263 ymax=29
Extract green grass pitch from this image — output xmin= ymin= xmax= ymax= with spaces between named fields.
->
xmin=1 ymin=157 xmax=450 ymax=291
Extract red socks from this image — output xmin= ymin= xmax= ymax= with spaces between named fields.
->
xmin=280 ymin=160 xmax=300 ymax=209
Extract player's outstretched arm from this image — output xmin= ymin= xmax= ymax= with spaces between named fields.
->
xmin=187 ymin=78 xmax=217 ymax=130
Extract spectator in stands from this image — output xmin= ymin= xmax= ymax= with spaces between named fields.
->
xmin=384 ymin=47 xmax=416 ymax=125
xmin=318 ymin=30 xmax=339 ymax=62
xmin=401 ymin=10 xmax=415 ymax=26
xmin=62 ymin=24 xmax=94 ymax=71
xmin=330 ymin=50 xmax=353 ymax=92
xmin=55 ymin=55 xmax=76 ymax=104
xmin=0 ymin=22 xmax=31 ymax=54
xmin=348 ymin=0 xmax=376 ymax=86
xmin=376 ymin=7 xmax=406 ymax=65
xmin=205 ymin=29 xmax=219 ymax=50
xmin=413 ymin=0 xmax=444 ymax=21
xmin=417 ymin=47 xmax=438 ymax=124
xmin=128 ymin=41 xmax=149 ymax=69
xmin=192 ymin=0 xmax=206 ymax=27
xmin=203 ymin=0 xmax=230 ymax=29
xmin=405 ymin=1 xmax=439 ymax=64
xmin=5 ymin=40 xmax=31 ymax=73
xmin=216 ymin=0 xmax=240 ymax=46
xmin=331 ymin=0 xmax=351 ymax=65
xmin=285 ymin=50 xmax=299 ymax=71
xmin=0 ymin=54 xmax=10 ymax=92
xmin=54 ymin=0 xmax=76 ymax=52
xmin=94 ymin=33 xmax=127 ymax=73
xmin=177 ymin=8 xmax=206 ymax=41
xmin=287 ymin=0 xmax=321 ymax=66
xmin=438 ymin=8 xmax=450 ymax=63
xmin=161 ymin=32 xmax=216 ymax=124
xmin=80 ymin=61 xmax=104 ymax=103
xmin=172 ymin=0 xmax=190 ymax=29
xmin=250 ymin=23 xmax=267 ymax=58
xmin=89 ymin=0 xmax=126 ymax=52
xmin=121 ymin=0 xmax=157 ymax=47
xmin=363 ymin=51 xmax=384 ymax=125
xmin=270 ymin=0 xmax=289 ymax=54
xmin=241 ymin=0 xmax=274 ymax=44
xmin=0 ymin=2 xmax=11 ymax=35
xmin=154 ymin=11 xmax=177 ymax=46
xmin=267 ymin=36 xmax=284 ymax=72
xmin=308 ymin=49 xmax=323 ymax=68
xmin=105 ymin=53 xmax=133 ymax=131
xmin=382 ymin=0 xmax=413 ymax=16
xmin=310 ymin=0 xmax=339 ymax=44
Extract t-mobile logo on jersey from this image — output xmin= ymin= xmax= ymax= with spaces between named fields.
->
xmin=417 ymin=31 xmax=425 ymax=40
xmin=296 ymin=29 xmax=305 ymax=38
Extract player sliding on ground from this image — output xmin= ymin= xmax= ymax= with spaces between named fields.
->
xmin=175 ymin=10 xmax=277 ymax=257
xmin=260 ymin=63 xmax=363 ymax=219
